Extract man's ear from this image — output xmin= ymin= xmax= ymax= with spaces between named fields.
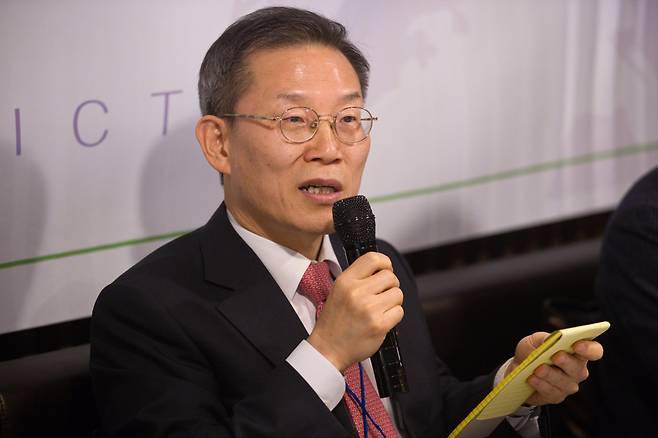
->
xmin=196 ymin=115 xmax=231 ymax=175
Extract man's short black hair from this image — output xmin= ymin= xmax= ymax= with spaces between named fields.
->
xmin=198 ymin=6 xmax=370 ymax=116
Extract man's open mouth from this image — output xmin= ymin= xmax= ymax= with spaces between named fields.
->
xmin=299 ymin=184 xmax=338 ymax=194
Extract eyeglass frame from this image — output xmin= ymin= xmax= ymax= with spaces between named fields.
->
xmin=216 ymin=106 xmax=378 ymax=144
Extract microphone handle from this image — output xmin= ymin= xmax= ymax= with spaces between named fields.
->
xmin=343 ymin=242 xmax=408 ymax=398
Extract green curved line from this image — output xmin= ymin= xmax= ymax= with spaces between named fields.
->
xmin=1 ymin=140 xmax=656 ymax=270
xmin=369 ymin=141 xmax=657 ymax=203
xmin=0 ymin=231 xmax=188 ymax=269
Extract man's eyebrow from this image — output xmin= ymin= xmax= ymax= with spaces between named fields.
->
xmin=275 ymin=91 xmax=363 ymax=103
xmin=340 ymin=91 xmax=363 ymax=103
xmin=276 ymin=92 xmax=305 ymax=102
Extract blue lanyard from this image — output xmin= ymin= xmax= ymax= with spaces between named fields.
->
xmin=345 ymin=363 xmax=387 ymax=438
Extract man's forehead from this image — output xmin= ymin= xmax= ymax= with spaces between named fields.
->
xmin=239 ymin=45 xmax=363 ymax=106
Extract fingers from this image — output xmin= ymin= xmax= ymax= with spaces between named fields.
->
xmin=381 ymin=302 xmax=404 ymax=327
xmin=376 ymin=286 xmax=404 ymax=312
xmin=572 ymin=340 xmax=604 ymax=361
xmin=344 ymin=252 xmax=393 ymax=279
xmin=360 ymin=271 xmax=403 ymax=320
xmin=513 ymin=333 xmax=605 ymax=406
xmin=309 ymin=252 xmax=404 ymax=371
xmin=528 ymin=364 xmax=578 ymax=404
xmin=369 ymin=269 xmax=400 ymax=292
xmin=353 ymin=286 xmax=403 ymax=328
xmin=334 ymin=253 xmax=400 ymax=301
xmin=526 ymin=342 xmax=601 ymax=406
xmin=552 ymin=351 xmax=590 ymax=382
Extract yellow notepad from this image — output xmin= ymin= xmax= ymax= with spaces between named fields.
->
xmin=449 ymin=321 xmax=610 ymax=438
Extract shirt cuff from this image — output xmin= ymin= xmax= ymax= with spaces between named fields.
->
xmin=494 ymin=357 xmax=514 ymax=386
xmin=496 ymin=358 xmax=542 ymax=437
xmin=286 ymin=339 xmax=345 ymax=410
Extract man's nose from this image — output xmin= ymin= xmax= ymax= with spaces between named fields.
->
xmin=304 ymin=118 xmax=342 ymax=163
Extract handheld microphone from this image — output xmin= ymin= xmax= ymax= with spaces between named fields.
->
xmin=332 ymin=195 xmax=408 ymax=398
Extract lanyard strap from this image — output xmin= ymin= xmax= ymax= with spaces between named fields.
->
xmin=345 ymin=363 xmax=388 ymax=438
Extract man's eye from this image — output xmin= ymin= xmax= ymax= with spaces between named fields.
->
xmin=340 ymin=115 xmax=358 ymax=124
xmin=284 ymin=116 xmax=306 ymax=124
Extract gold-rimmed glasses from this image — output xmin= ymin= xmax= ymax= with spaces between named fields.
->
xmin=217 ymin=106 xmax=377 ymax=144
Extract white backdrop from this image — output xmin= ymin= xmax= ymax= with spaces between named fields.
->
xmin=1 ymin=0 xmax=657 ymax=334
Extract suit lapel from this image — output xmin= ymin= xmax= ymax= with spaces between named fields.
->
xmin=201 ymin=205 xmax=358 ymax=436
xmin=201 ymin=204 xmax=308 ymax=365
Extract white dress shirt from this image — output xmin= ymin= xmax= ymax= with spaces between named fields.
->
xmin=227 ymin=211 xmax=539 ymax=437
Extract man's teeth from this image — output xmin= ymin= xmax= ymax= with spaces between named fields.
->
xmin=301 ymin=185 xmax=337 ymax=194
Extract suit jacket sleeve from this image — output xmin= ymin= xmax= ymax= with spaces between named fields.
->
xmin=377 ymin=239 xmax=502 ymax=435
xmin=379 ymin=239 xmax=546 ymax=437
xmin=91 ymin=277 xmax=349 ymax=438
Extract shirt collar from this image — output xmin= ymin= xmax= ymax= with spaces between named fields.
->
xmin=227 ymin=210 xmax=342 ymax=303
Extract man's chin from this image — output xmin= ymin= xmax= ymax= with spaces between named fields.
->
xmin=323 ymin=222 xmax=336 ymax=236
xmin=307 ymin=220 xmax=334 ymax=236
xmin=301 ymin=216 xmax=334 ymax=237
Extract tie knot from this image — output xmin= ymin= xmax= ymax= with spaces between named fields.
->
xmin=298 ymin=260 xmax=333 ymax=311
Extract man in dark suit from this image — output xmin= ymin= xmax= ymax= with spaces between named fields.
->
xmin=91 ymin=7 xmax=602 ymax=437
xmin=595 ymin=165 xmax=658 ymax=437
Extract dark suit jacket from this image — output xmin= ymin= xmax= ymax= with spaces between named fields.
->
xmin=91 ymin=203 xmax=513 ymax=437
xmin=595 ymin=166 xmax=658 ymax=436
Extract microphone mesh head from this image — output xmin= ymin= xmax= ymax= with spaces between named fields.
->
xmin=332 ymin=195 xmax=376 ymax=246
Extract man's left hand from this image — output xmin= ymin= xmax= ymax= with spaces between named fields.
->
xmin=506 ymin=332 xmax=604 ymax=406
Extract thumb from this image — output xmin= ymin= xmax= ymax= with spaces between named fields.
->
xmin=508 ymin=332 xmax=550 ymax=375
xmin=516 ymin=331 xmax=550 ymax=360
xmin=527 ymin=331 xmax=550 ymax=349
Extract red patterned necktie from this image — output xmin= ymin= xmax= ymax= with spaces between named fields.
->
xmin=298 ymin=261 xmax=399 ymax=438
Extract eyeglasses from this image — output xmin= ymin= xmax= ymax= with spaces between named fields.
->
xmin=217 ymin=106 xmax=378 ymax=144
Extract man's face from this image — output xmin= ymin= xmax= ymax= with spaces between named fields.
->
xmin=222 ymin=44 xmax=370 ymax=253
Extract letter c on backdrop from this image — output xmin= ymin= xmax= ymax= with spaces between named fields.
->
xmin=73 ymin=99 xmax=108 ymax=147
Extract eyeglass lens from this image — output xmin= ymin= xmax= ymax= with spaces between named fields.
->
xmin=280 ymin=107 xmax=374 ymax=143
